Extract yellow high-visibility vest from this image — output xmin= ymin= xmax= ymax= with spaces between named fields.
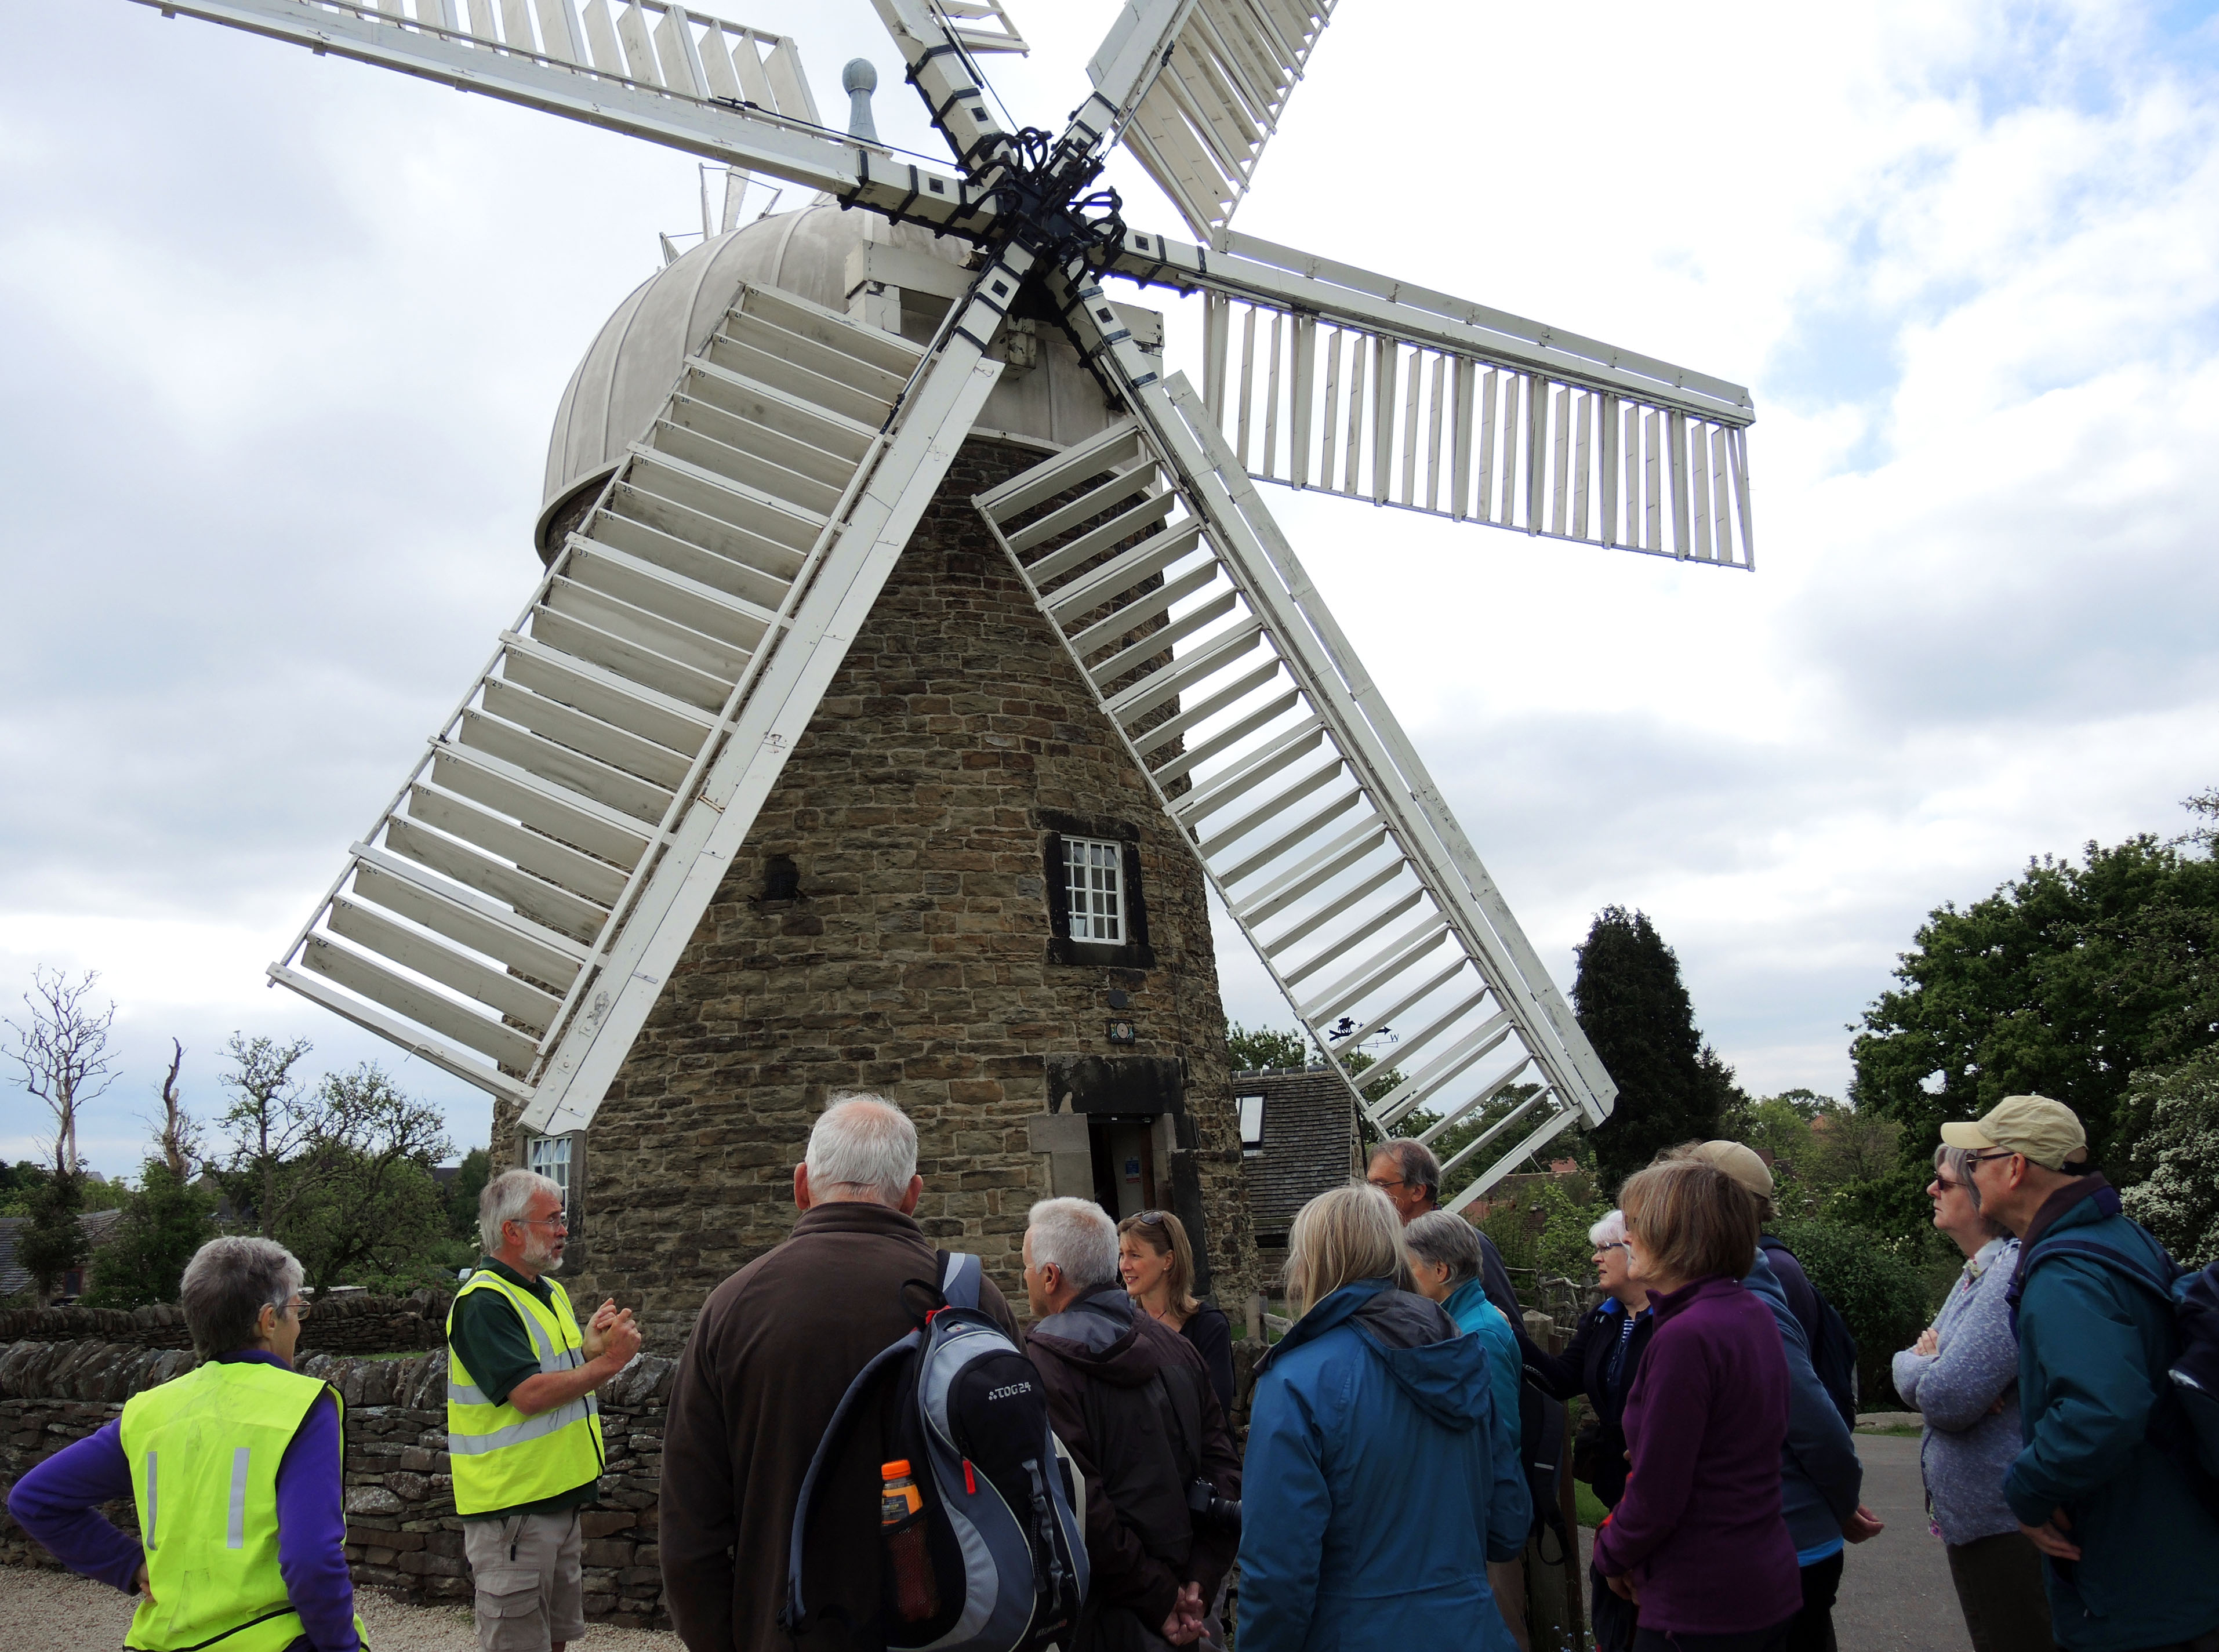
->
xmin=118 ymin=1359 xmax=369 ymax=1652
xmin=444 ymin=1269 xmax=604 ymax=1516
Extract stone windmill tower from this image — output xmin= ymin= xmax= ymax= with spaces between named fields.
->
xmin=524 ymin=196 xmax=1241 ymax=1341
xmin=94 ymin=0 xmax=1760 ymax=1342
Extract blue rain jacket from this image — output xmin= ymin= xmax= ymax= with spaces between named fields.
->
xmin=1237 ymin=1279 xmax=1527 ymax=1652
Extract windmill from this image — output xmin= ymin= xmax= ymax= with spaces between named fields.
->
xmin=92 ymin=0 xmax=1755 ymax=1281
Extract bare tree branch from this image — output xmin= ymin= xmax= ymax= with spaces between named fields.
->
xmin=3 ymin=967 xmax=117 ymax=1176
xmin=137 ymin=1039 xmax=203 ymax=1179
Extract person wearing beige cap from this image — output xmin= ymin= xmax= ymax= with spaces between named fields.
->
xmin=1945 ymin=1096 xmax=2219 ymax=1652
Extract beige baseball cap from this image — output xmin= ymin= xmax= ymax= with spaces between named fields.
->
xmin=1938 ymin=1095 xmax=2086 ymax=1171
xmin=1688 ymin=1140 xmax=1774 ymax=1199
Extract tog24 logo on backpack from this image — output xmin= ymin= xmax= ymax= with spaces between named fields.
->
xmin=781 ymin=1252 xmax=1088 ymax=1651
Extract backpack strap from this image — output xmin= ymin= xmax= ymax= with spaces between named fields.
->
xmin=939 ymin=1251 xmax=982 ymax=1312
xmin=779 ymin=1328 xmax=920 ymax=1632
xmin=2007 ymin=1235 xmax=2180 ymax=1331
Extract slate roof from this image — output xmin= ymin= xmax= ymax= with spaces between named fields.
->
xmin=0 ymin=1208 xmax=126 ymax=1299
xmin=1236 ymin=1068 xmax=1360 ymax=1241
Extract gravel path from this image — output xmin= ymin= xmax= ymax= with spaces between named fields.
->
xmin=0 ymin=1566 xmax=682 ymax=1652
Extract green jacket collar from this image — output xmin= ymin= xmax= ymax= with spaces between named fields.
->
xmin=475 ymin=1255 xmax=557 ymax=1304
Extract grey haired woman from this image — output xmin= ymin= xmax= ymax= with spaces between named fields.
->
xmin=1891 ymin=1144 xmax=2054 ymax=1652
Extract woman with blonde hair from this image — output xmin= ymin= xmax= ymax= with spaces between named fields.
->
xmin=1119 ymin=1208 xmax=1235 ymax=1414
xmin=1590 ymin=1159 xmax=1800 ymax=1652
xmin=1238 ymin=1184 xmax=1526 ymax=1652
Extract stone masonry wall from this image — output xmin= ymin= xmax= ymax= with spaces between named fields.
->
xmin=502 ymin=435 xmax=1256 ymax=1348
xmin=0 ymin=1338 xmax=677 ymax=1630
xmin=0 ymin=1292 xmax=453 ymax=1356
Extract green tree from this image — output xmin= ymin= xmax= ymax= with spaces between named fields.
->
xmin=0 ymin=1161 xmax=48 ymax=1218
xmin=1228 ymin=1022 xmax=1311 ymax=1072
xmin=1573 ymin=907 xmax=1742 ymax=1190
xmin=1772 ymin=1217 xmax=1933 ymax=1407
xmin=446 ymin=1147 xmax=493 ymax=1243
xmin=2118 ymin=1048 xmax=2219 ymax=1265
xmin=18 ymin=1170 xmax=88 ymax=1298
xmin=83 ymin=1163 xmax=217 ymax=1308
xmin=260 ymin=1063 xmax=455 ymax=1293
xmin=217 ymin=1034 xmax=350 ymax=1238
xmin=1851 ymin=832 xmax=2219 ymax=1183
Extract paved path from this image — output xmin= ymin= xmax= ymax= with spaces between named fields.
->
xmin=1837 ymin=1432 xmax=1966 ymax=1652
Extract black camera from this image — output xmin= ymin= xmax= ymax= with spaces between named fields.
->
xmin=1186 ymin=1477 xmax=1240 ymax=1531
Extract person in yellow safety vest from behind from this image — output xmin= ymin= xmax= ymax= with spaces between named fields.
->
xmin=449 ymin=1168 xmax=641 ymax=1652
xmin=6 ymin=1236 xmax=365 ymax=1652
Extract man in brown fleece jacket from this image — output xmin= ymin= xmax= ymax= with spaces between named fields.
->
xmin=659 ymin=1095 xmax=1020 ymax=1651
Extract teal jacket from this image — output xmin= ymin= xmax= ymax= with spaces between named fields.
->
xmin=1444 ymin=1276 xmax=1525 ymax=1477
xmin=1238 ymin=1280 xmax=1527 ymax=1652
xmin=2007 ymin=1179 xmax=2219 ymax=1651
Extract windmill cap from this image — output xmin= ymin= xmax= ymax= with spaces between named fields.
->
xmin=1938 ymin=1096 xmax=2085 ymax=1171
xmin=1688 ymin=1141 xmax=1773 ymax=1199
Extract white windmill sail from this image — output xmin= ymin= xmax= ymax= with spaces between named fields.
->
xmin=1110 ymin=228 xmax=1758 ymax=568
xmin=271 ymin=252 xmax=1031 ymax=1131
xmin=1080 ymin=0 xmax=1338 ymax=238
xmin=972 ymin=266 xmax=1617 ymax=1206
xmin=125 ymin=0 xmax=1001 ymax=236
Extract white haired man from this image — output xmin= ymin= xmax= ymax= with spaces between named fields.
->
xmin=660 ymin=1094 xmax=1022 ymax=1652
xmin=1024 ymin=1197 xmax=1240 ymax=1651
xmin=448 ymin=1168 xmax=642 ymax=1652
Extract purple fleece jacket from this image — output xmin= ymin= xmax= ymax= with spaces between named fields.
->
xmin=5 ymin=1350 xmax=358 ymax=1652
xmin=1589 ymin=1275 xmax=1802 ymax=1637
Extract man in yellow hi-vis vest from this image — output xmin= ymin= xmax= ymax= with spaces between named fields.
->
xmin=449 ymin=1168 xmax=641 ymax=1652
xmin=7 ymin=1236 xmax=364 ymax=1652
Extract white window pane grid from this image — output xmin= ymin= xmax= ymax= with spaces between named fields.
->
xmin=528 ymin=1135 xmax=573 ymax=1211
xmin=1065 ymin=838 xmax=1125 ymax=943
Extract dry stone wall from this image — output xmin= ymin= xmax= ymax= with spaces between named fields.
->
xmin=0 ymin=1338 xmax=678 ymax=1631
xmin=0 ymin=1292 xmax=452 ymax=1356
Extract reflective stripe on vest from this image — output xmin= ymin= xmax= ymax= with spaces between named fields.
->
xmin=118 ymin=1360 xmax=368 ymax=1652
xmin=444 ymin=1269 xmax=605 ymax=1515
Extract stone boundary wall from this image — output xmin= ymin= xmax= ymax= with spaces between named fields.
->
xmin=0 ymin=1291 xmax=455 ymax=1357
xmin=0 ymin=1337 xmax=676 ymax=1631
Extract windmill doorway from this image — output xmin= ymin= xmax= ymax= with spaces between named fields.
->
xmin=1088 ymin=1114 xmax=1160 ymax=1218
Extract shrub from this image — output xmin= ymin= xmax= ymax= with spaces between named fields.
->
xmin=1770 ymin=1217 xmax=1934 ymax=1408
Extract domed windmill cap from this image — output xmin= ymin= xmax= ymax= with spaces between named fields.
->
xmin=1688 ymin=1140 xmax=1774 ymax=1199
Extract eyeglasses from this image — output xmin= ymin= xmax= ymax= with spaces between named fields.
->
xmin=1595 ymin=1241 xmax=1630 ymax=1253
xmin=1930 ymin=1177 xmax=1968 ymax=1193
xmin=1964 ymin=1150 xmax=2016 ymax=1167
xmin=1365 ymin=1177 xmax=1408 ymax=1192
xmin=1134 ymin=1210 xmax=1170 ymax=1226
xmin=516 ymin=1214 xmax=569 ymax=1233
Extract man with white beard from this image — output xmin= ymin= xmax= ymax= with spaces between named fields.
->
xmin=448 ymin=1168 xmax=644 ymax=1652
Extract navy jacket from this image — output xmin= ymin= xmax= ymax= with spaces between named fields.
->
xmin=2007 ymin=1177 xmax=2219 ymax=1651
xmin=1238 ymin=1280 xmax=1526 ymax=1652
xmin=1742 ymin=1251 xmax=1863 ymax=1556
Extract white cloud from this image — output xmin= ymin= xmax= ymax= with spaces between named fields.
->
xmin=5 ymin=0 xmax=2218 ymax=1168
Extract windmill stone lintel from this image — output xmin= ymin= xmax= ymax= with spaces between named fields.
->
xmin=522 ymin=205 xmax=1251 ymax=1346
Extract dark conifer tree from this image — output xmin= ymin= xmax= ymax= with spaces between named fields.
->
xmin=1574 ymin=906 xmax=1740 ymax=1190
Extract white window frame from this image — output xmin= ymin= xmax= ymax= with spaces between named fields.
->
xmin=527 ymin=1134 xmax=574 ymax=1216
xmin=1064 ymin=837 xmax=1126 ymax=944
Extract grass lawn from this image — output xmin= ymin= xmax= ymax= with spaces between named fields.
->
xmin=1575 ymin=1479 xmax=1609 ymax=1530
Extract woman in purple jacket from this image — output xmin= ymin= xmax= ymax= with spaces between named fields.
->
xmin=1592 ymin=1159 xmax=1803 ymax=1652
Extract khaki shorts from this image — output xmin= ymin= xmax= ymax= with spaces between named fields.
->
xmin=464 ymin=1509 xmax=586 ymax=1652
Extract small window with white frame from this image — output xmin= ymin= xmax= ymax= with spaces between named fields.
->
xmin=526 ymin=1134 xmax=573 ymax=1217
xmin=1238 ymin=1094 xmax=1265 ymax=1157
xmin=1064 ymin=837 xmax=1125 ymax=944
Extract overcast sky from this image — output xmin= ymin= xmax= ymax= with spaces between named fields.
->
xmin=5 ymin=0 xmax=2216 ymax=1179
